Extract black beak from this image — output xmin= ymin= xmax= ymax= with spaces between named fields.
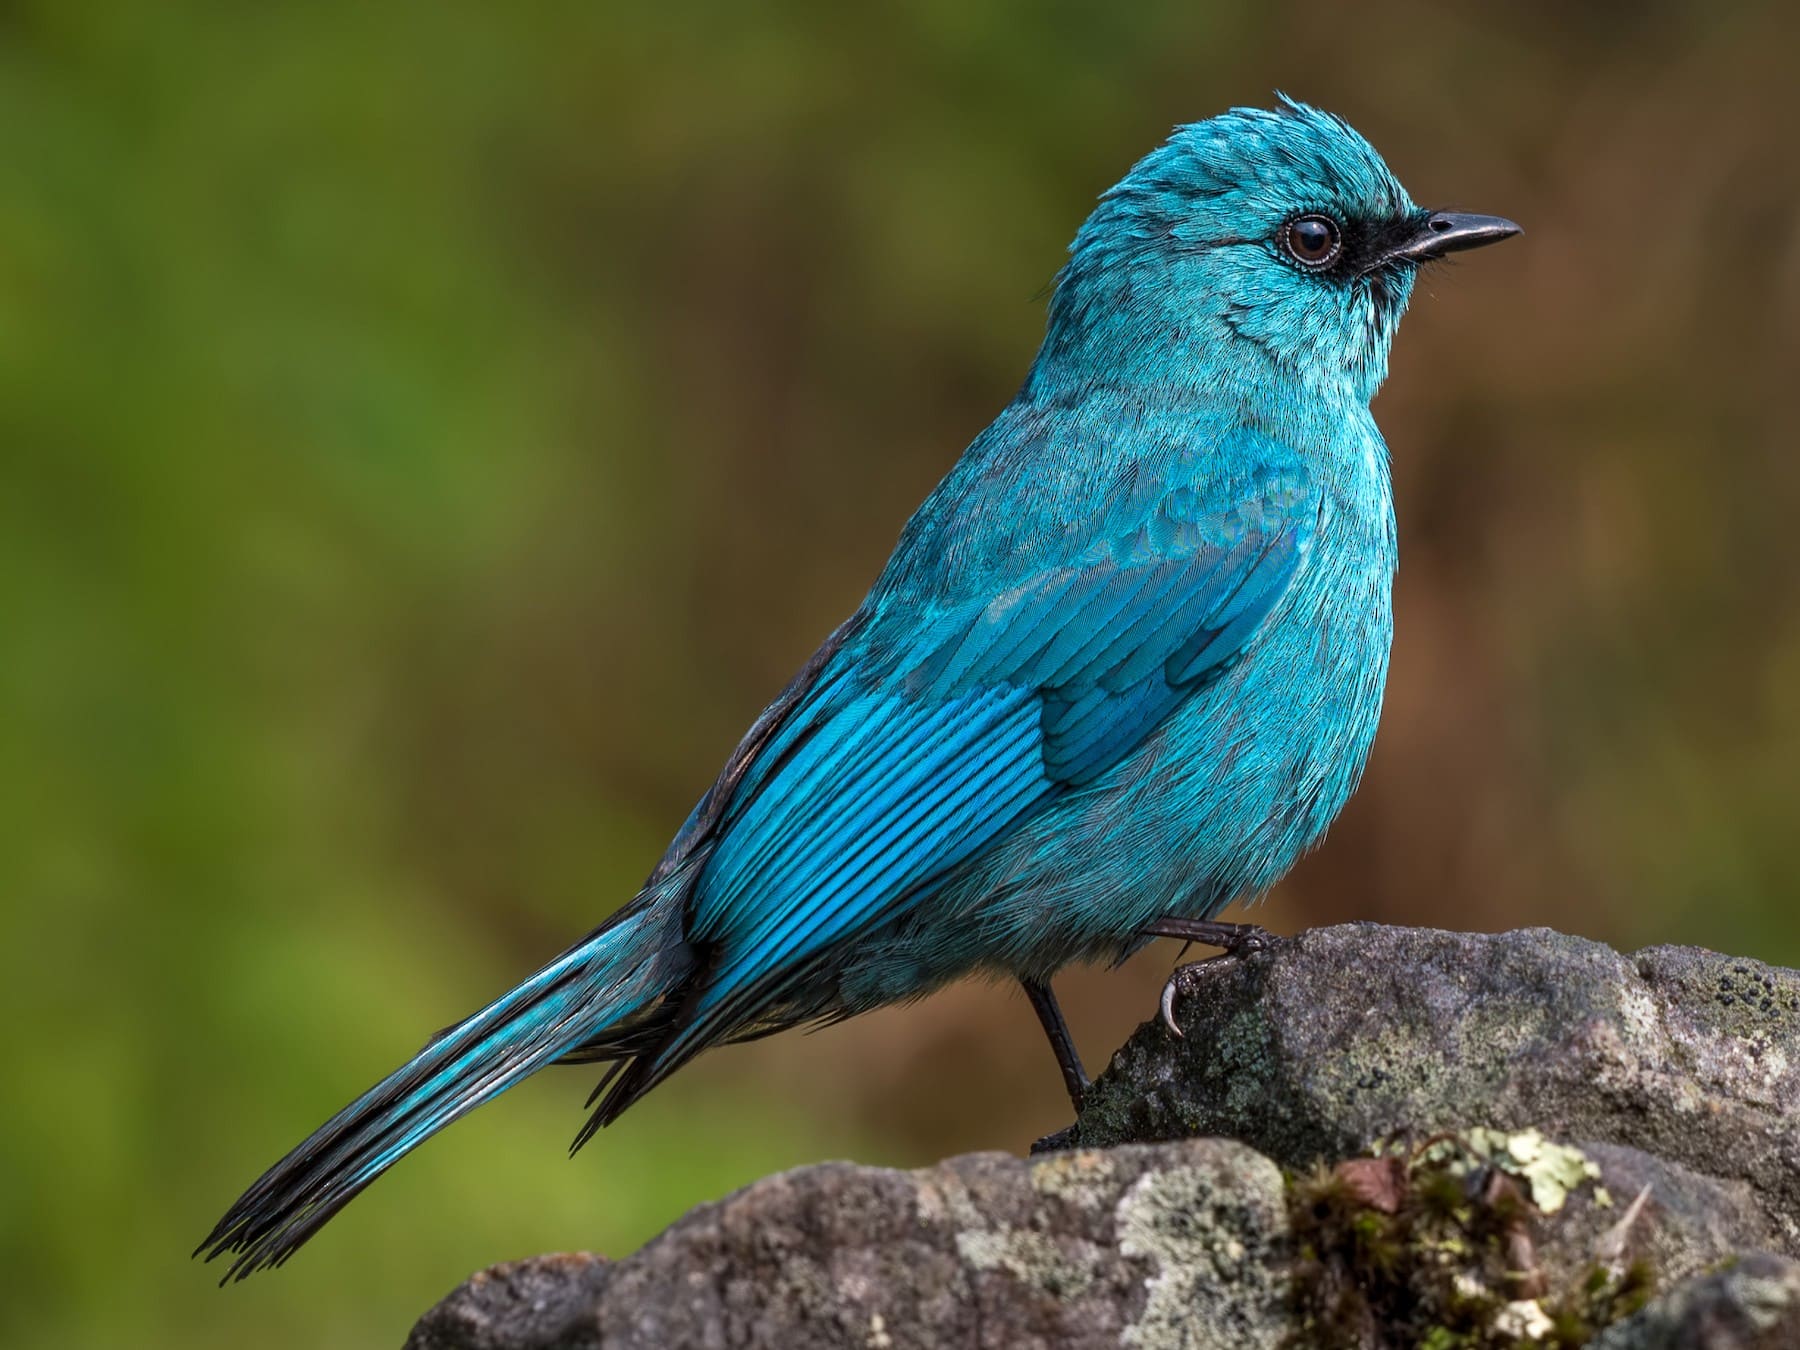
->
xmin=1384 ymin=211 xmax=1520 ymax=264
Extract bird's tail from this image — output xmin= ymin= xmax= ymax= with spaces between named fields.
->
xmin=196 ymin=883 xmax=693 ymax=1281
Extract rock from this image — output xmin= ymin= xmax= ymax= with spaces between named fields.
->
xmin=1546 ymin=1142 xmax=1775 ymax=1288
xmin=407 ymin=1254 xmax=611 ymax=1350
xmin=1070 ymin=925 xmax=1800 ymax=1250
xmin=1590 ymin=1253 xmax=1800 ymax=1349
xmin=1548 ymin=1144 xmax=1785 ymax=1296
xmin=407 ymin=925 xmax=1800 ymax=1348
xmin=407 ymin=1138 xmax=1292 ymax=1350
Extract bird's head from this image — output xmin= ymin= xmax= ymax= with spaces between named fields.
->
xmin=1034 ymin=98 xmax=1518 ymax=405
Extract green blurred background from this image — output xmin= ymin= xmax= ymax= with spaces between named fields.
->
xmin=3 ymin=1 xmax=1797 ymax=1345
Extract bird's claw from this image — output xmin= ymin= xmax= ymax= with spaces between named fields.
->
xmin=1159 ymin=960 xmax=1217 ymax=1037
xmin=1155 ymin=926 xmax=1285 ymax=1037
xmin=1159 ymin=968 xmax=1187 ymax=1037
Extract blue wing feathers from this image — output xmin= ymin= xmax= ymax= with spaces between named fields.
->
xmin=698 ymin=696 xmax=974 ymax=928
xmin=654 ymin=688 xmax=1047 ymax=1077
xmin=737 ymin=699 xmax=1044 ymax=985
xmin=627 ymin=443 xmax=1318 ymax=1084
xmin=1041 ymin=682 xmax=1168 ymax=783
xmin=1165 ymin=529 xmax=1308 ymax=684
xmin=698 ymin=689 xmax=1040 ymax=964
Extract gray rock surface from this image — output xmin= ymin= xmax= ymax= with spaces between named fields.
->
xmin=1070 ymin=925 xmax=1800 ymax=1251
xmin=407 ymin=1138 xmax=1289 ymax=1350
xmin=407 ymin=925 xmax=1800 ymax=1349
xmin=1591 ymin=1253 xmax=1800 ymax=1349
xmin=1541 ymin=1142 xmax=1775 ymax=1287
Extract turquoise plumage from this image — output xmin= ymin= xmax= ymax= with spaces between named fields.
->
xmin=200 ymin=98 xmax=1517 ymax=1277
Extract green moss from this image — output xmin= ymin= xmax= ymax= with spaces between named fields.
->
xmin=1286 ymin=1130 xmax=1656 ymax=1349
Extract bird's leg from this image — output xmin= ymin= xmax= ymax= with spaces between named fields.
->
xmin=1140 ymin=917 xmax=1285 ymax=1037
xmin=1021 ymin=977 xmax=1088 ymax=1113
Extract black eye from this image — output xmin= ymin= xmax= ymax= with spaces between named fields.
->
xmin=1282 ymin=214 xmax=1342 ymax=268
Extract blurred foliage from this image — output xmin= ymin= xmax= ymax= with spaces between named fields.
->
xmin=1 ymin=1 xmax=1796 ymax=1346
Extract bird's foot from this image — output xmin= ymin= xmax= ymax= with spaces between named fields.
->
xmin=1030 ymin=1123 xmax=1080 ymax=1156
xmin=1142 ymin=918 xmax=1285 ymax=1037
xmin=1139 ymin=916 xmax=1281 ymax=958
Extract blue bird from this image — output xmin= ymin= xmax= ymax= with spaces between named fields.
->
xmin=200 ymin=98 xmax=1517 ymax=1278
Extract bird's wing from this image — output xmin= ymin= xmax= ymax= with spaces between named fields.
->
xmin=619 ymin=440 xmax=1316 ymax=1095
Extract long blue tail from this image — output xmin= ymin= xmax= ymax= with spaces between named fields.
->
xmin=198 ymin=887 xmax=692 ymax=1280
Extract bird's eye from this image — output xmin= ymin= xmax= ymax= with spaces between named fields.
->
xmin=1282 ymin=214 xmax=1343 ymax=269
